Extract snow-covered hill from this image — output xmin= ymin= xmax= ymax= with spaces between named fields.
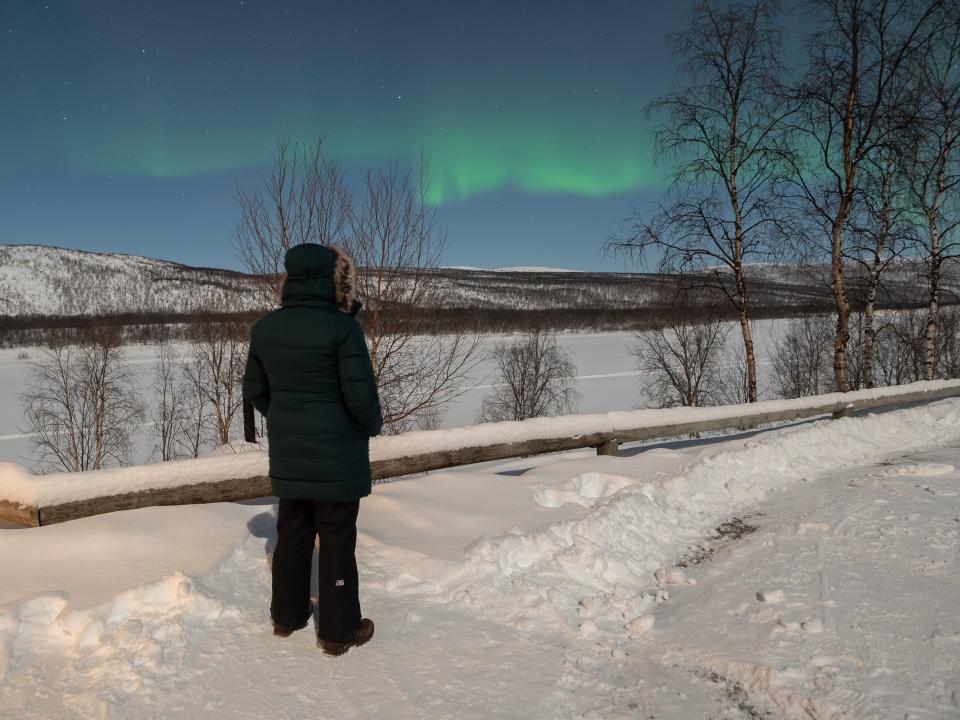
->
xmin=0 ymin=245 xmax=684 ymax=317
xmin=0 ymin=245 xmax=264 ymax=316
xmin=1 ymin=243 xmax=950 ymax=319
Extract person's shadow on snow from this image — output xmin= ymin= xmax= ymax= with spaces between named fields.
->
xmin=247 ymin=506 xmax=279 ymax=560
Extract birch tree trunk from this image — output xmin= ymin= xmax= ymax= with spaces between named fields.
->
xmin=924 ymin=222 xmax=941 ymax=380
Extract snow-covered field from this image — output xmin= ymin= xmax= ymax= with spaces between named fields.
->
xmin=0 ymin=324 xmax=782 ymax=473
xmin=2 ymin=399 xmax=959 ymax=718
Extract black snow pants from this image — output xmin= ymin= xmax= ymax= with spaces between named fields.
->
xmin=270 ymin=497 xmax=362 ymax=642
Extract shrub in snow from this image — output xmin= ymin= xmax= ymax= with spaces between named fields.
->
xmin=183 ymin=323 xmax=248 ymax=447
xmin=479 ymin=330 xmax=580 ymax=422
xmin=630 ymin=296 xmax=730 ymax=409
xmin=771 ymin=315 xmax=834 ymax=398
xmin=20 ymin=330 xmax=145 ymax=472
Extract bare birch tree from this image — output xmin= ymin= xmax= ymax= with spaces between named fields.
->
xmin=846 ymin=142 xmax=917 ymax=387
xmin=21 ymin=331 xmax=144 ymax=472
xmin=633 ymin=295 xmax=731 ymax=408
xmin=874 ymin=314 xmax=920 ymax=385
xmin=607 ymin=0 xmax=789 ymax=404
xmin=872 ymin=306 xmax=960 ymax=384
xmin=935 ymin=306 xmax=960 ymax=378
xmin=150 ymin=342 xmax=188 ymax=461
xmin=782 ymin=0 xmax=944 ymax=391
xmin=898 ymin=6 xmax=960 ymax=380
xmin=479 ymin=331 xmax=579 ymax=422
xmin=234 ymin=138 xmax=353 ymax=307
xmin=715 ymin=340 xmax=754 ymax=405
xmin=177 ymin=345 xmax=214 ymax=458
xmin=188 ymin=323 xmax=248 ymax=446
xmin=771 ymin=314 xmax=835 ymax=398
xmin=236 ymin=142 xmax=483 ymax=434
xmin=348 ymin=160 xmax=484 ymax=432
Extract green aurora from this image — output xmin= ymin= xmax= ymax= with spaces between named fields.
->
xmin=0 ymin=0 xmax=687 ymax=269
xmin=76 ymin=106 xmax=663 ymax=204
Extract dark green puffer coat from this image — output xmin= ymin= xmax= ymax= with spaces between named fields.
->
xmin=242 ymin=243 xmax=383 ymax=502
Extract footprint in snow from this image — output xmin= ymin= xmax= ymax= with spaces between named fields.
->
xmin=755 ymin=589 xmax=785 ymax=603
xmin=868 ymin=462 xmax=954 ymax=478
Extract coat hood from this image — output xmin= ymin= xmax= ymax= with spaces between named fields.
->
xmin=281 ymin=243 xmax=359 ymax=314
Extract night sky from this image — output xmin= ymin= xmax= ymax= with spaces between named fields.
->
xmin=3 ymin=1 xmax=720 ymax=271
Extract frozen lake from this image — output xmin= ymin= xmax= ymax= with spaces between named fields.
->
xmin=0 ymin=321 xmax=784 ymax=473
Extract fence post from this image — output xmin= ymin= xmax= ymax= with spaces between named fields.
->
xmin=832 ymin=403 xmax=854 ymax=420
xmin=243 ymin=399 xmax=257 ymax=443
xmin=596 ymin=438 xmax=619 ymax=456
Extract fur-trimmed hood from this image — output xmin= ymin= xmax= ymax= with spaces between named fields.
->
xmin=280 ymin=243 xmax=359 ymax=314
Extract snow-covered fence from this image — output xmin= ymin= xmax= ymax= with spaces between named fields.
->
xmin=3 ymin=379 xmax=960 ymax=527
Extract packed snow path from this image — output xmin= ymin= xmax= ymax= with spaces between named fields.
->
xmin=1 ymin=401 xmax=959 ymax=718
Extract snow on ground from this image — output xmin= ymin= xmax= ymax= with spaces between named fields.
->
xmin=2 ymin=400 xmax=959 ymax=718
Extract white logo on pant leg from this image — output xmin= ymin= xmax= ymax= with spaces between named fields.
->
xmin=335 ymin=579 xmax=345 ymax=587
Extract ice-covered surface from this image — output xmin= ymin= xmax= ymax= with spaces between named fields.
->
xmin=3 ymin=378 xmax=959 ymax=509
xmin=0 ymin=331 xmax=723 ymax=470
xmin=1 ymin=400 xmax=959 ymax=717
xmin=0 ymin=322 xmax=825 ymax=471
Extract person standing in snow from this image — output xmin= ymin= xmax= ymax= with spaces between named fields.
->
xmin=242 ymin=243 xmax=383 ymax=657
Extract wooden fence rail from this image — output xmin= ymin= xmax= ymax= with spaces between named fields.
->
xmin=4 ymin=380 xmax=960 ymax=527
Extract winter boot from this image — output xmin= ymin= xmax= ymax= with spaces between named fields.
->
xmin=318 ymin=618 xmax=374 ymax=657
xmin=273 ymin=601 xmax=314 ymax=638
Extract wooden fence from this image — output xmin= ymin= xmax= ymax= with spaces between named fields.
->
xmin=3 ymin=380 xmax=960 ymax=527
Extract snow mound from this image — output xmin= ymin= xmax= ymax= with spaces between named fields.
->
xmin=534 ymin=472 xmax=638 ymax=508
xmin=0 ymin=529 xmax=268 ymax=702
xmin=0 ymin=571 xmax=233 ymax=691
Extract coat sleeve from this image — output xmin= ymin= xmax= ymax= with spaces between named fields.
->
xmin=337 ymin=321 xmax=384 ymax=437
xmin=242 ymin=340 xmax=271 ymax=416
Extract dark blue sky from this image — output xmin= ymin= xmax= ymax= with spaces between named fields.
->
xmin=0 ymin=1 xmax=795 ymax=271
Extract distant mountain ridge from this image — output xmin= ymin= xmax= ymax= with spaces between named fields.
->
xmin=0 ymin=244 xmax=263 ymax=316
xmin=0 ymin=244 xmax=669 ymax=316
xmin=1 ymin=243 xmax=952 ymax=318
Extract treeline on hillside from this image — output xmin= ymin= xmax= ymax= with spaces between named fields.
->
xmin=1 ymin=296 xmax=936 ymax=348
xmin=0 ymin=310 xmax=265 ymax=348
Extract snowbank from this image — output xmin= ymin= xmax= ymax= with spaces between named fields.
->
xmin=402 ymin=397 xmax=960 ymax=635
xmin=0 ymin=452 xmax=268 ymax=507
xmin=2 ymin=379 xmax=959 ymax=509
